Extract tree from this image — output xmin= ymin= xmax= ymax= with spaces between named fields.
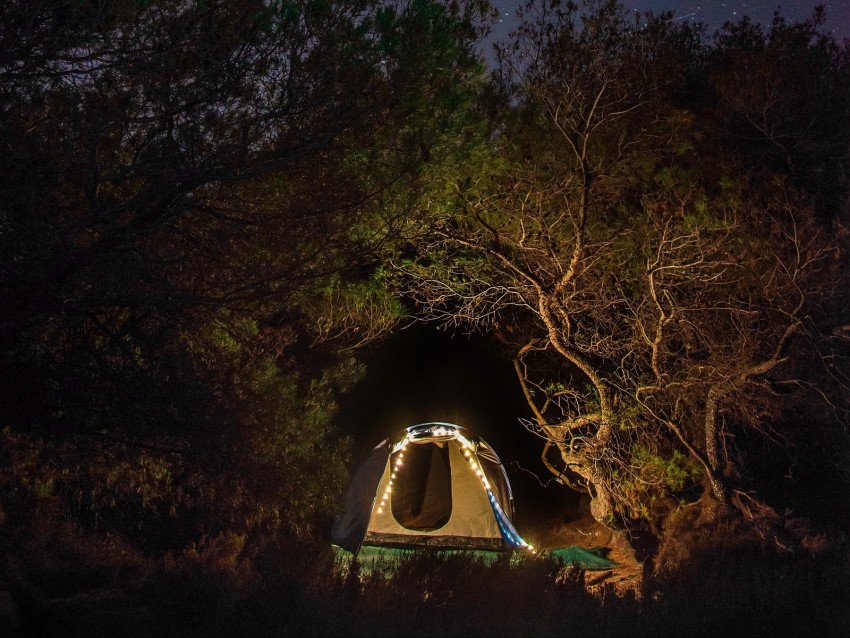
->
xmin=706 ymin=7 xmax=850 ymax=220
xmin=395 ymin=0 xmax=850 ymax=534
xmin=0 ymin=0 xmax=492 ymax=554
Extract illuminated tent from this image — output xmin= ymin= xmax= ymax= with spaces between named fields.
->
xmin=331 ymin=422 xmax=531 ymax=553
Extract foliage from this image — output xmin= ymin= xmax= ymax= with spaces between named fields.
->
xmin=0 ymin=350 xmax=351 ymax=554
xmin=1 ymin=1 xmax=849 ymax=627
xmin=0 ymin=0 xmax=492 ymax=563
xmin=395 ymin=0 xmax=850 ymax=529
xmin=4 ymin=535 xmax=850 ymax=636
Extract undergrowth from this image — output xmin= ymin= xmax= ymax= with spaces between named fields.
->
xmin=2 ymin=512 xmax=849 ymax=638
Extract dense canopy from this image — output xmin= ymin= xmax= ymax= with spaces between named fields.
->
xmin=1 ymin=1 xmax=849 ymax=635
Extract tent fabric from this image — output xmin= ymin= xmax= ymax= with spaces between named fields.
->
xmin=331 ymin=422 xmax=528 ymax=553
xmin=361 ymin=532 xmax=507 ymax=551
xmin=476 ymin=443 xmax=514 ymax=518
xmin=330 ymin=442 xmax=390 ymax=553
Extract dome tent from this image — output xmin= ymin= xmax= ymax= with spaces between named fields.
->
xmin=331 ymin=422 xmax=531 ymax=553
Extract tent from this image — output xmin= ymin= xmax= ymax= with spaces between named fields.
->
xmin=332 ymin=422 xmax=531 ymax=553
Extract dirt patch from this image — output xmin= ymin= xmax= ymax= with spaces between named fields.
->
xmin=516 ymin=501 xmax=645 ymax=595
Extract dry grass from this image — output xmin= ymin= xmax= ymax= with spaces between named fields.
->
xmin=3 ymin=497 xmax=849 ymax=637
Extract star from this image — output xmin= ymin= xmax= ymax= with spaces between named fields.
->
xmin=489 ymin=1 xmax=848 ymax=45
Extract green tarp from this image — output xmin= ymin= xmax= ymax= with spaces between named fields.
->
xmin=333 ymin=544 xmax=617 ymax=574
xmin=548 ymin=546 xmax=618 ymax=571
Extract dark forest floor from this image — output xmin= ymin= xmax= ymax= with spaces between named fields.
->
xmin=516 ymin=498 xmax=645 ymax=594
xmin=3 ymin=492 xmax=849 ymax=637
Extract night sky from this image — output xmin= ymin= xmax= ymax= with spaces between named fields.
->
xmin=489 ymin=1 xmax=850 ymax=46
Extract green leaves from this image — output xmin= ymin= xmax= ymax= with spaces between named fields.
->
xmin=397 ymin=1 xmax=849 ymax=530
xmin=0 ymin=0 xmax=493 ymax=558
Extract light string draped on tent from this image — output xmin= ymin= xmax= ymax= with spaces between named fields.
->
xmin=376 ymin=432 xmax=411 ymax=515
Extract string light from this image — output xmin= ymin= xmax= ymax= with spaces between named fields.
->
xmin=375 ymin=432 xmax=412 ymax=516
xmin=455 ymin=429 xmax=531 ymax=550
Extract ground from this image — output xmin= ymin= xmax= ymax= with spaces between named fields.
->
xmin=514 ymin=491 xmax=645 ymax=594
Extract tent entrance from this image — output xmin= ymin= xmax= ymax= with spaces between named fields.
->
xmin=391 ymin=442 xmax=452 ymax=531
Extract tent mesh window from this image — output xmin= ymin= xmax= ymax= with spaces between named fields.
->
xmin=391 ymin=442 xmax=452 ymax=531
